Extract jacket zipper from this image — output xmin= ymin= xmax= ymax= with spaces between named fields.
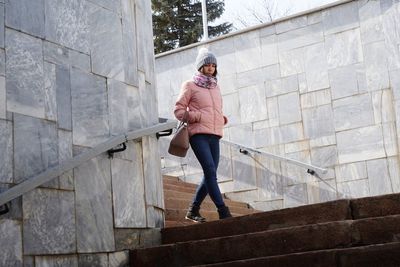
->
xmin=208 ymin=88 xmax=216 ymax=132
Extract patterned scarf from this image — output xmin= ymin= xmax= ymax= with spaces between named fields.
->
xmin=193 ymin=72 xmax=218 ymax=89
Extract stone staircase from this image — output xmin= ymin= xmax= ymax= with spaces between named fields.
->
xmin=130 ymin=191 xmax=400 ymax=266
xmin=163 ymin=176 xmax=258 ymax=227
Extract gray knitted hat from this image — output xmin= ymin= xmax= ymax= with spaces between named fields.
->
xmin=195 ymin=48 xmax=217 ymax=71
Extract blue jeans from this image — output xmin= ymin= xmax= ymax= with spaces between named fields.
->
xmin=189 ymin=134 xmax=225 ymax=208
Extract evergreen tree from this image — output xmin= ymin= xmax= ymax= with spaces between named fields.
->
xmin=152 ymin=0 xmax=232 ymax=54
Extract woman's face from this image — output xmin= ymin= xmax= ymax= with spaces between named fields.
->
xmin=202 ymin=64 xmax=216 ymax=76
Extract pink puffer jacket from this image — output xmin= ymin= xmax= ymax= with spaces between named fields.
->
xmin=174 ymin=81 xmax=227 ymax=138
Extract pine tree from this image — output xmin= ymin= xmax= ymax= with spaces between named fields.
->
xmin=152 ymin=0 xmax=232 ymax=54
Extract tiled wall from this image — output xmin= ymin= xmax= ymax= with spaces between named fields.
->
xmin=0 ymin=0 xmax=161 ymax=265
xmin=157 ymin=0 xmax=400 ymax=211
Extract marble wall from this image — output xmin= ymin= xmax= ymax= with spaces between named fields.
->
xmin=0 ymin=0 xmax=161 ymax=266
xmin=157 ymin=0 xmax=400 ymax=211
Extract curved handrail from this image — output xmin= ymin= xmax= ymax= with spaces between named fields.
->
xmin=221 ymin=139 xmax=328 ymax=176
xmin=0 ymin=119 xmax=177 ymax=207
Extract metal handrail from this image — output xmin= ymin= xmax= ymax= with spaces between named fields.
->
xmin=221 ymin=139 xmax=328 ymax=177
xmin=0 ymin=119 xmax=177 ymax=207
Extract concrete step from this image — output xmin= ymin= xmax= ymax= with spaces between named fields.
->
xmin=162 ymin=199 xmax=350 ymax=244
xmin=163 ymin=189 xmax=249 ymax=209
xmin=193 ymin=242 xmax=400 ymax=267
xmin=161 ymin=192 xmax=400 ymax=244
xmin=165 ymin=198 xmax=255 ymax=215
xmin=130 ymin=215 xmax=400 ymax=266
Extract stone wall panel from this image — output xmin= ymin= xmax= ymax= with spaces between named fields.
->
xmin=23 ymin=188 xmax=75 ymax=254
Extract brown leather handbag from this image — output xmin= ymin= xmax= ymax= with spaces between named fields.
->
xmin=168 ymin=112 xmax=189 ymax=157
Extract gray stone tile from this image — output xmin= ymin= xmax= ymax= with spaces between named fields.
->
xmin=261 ymin=34 xmax=278 ymax=66
xmin=0 ymin=219 xmax=22 ymax=267
xmin=135 ymin=0 xmax=154 ymax=83
xmin=89 ymin=3 xmax=124 ymax=81
xmin=114 ymin=229 xmax=140 ymax=250
xmin=142 ymin=136 xmax=163 ymax=209
xmin=284 ymin=183 xmax=308 ymax=208
xmin=388 ymin=157 xmax=400 ymax=192
xmin=88 ymin=0 xmax=121 ymax=14
xmin=325 ymin=28 xmax=363 ymax=69
xmin=364 ymin=41 xmax=390 ymax=91
xmin=23 ymin=256 xmax=34 ymax=267
xmin=304 ymin=42 xmax=329 ymax=91
xmin=390 ymin=69 xmax=400 ymax=100
xmin=6 ymin=29 xmax=45 ymax=118
xmin=278 ymin=92 xmax=301 ymax=125
xmin=275 ymin=15 xmax=308 ymax=34
xmin=146 ymin=206 xmax=164 ymax=229
xmin=308 ymin=179 xmax=337 ymax=204
xmin=108 ymin=79 xmax=129 ymax=135
xmin=311 ymin=145 xmax=337 ymax=168
xmin=23 ymin=188 xmax=75 ymax=254
xmin=0 ymin=76 xmax=5 ymax=119
xmin=58 ymin=130 xmax=73 ymax=190
xmin=380 ymin=0 xmax=400 ymax=13
xmin=78 ymin=253 xmax=108 ymax=267
xmin=75 ymin=154 xmax=115 ymax=253
xmin=44 ymin=62 xmax=57 ymax=121
xmin=233 ymin=31 xmax=262 ymax=72
xmin=359 ymin=0 xmax=384 ymax=44
xmin=329 ymin=65 xmax=358 ymax=99
xmin=381 ymin=1 xmax=400 ymax=71
xmin=121 ymin=0 xmax=138 ymax=86
xmin=139 ymin=74 xmax=158 ymax=127
xmin=0 ymin=48 xmax=4 ymax=75
xmin=303 ymin=104 xmax=335 ymax=139
xmin=43 ymin=41 xmax=69 ymax=66
xmin=69 ymin=49 xmax=91 ymax=72
xmin=336 ymin=125 xmax=385 ymax=164
xmin=335 ymin=161 xmax=367 ymax=182
xmin=0 ymin=119 xmax=12 ymax=183
xmin=333 ymin=94 xmax=374 ymax=131
xmin=109 ymin=251 xmax=129 ymax=267
xmin=5 ymin=0 xmax=44 ymax=38
xmin=236 ymin=69 xmax=265 ymax=89
xmin=231 ymin=152 xmax=257 ymax=191
xmin=56 ymin=65 xmax=72 ymax=130
xmin=0 ymin=184 xmax=22 ymax=220
xmin=0 ymin=4 xmax=4 ymax=48
xmin=367 ymin=158 xmax=393 ymax=196
xmin=337 ymin=179 xmax=370 ymax=198
xmin=35 ymin=255 xmax=78 ymax=267
xmin=45 ymin=0 xmax=89 ymax=53
xmin=259 ymin=25 xmax=276 ymax=37
xmin=266 ymin=74 xmax=298 ymax=97
xmin=112 ymin=157 xmax=146 ymax=228
xmin=70 ymin=68 xmax=109 ymax=147
xmin=277 ymin=23 xmax=323 ymax=52
xmin=238 ymin=85 xmax=267 ymax=123
xmin=279 ymin=46 xmax=305 ymax=77
xmin=322 ymin=1 xmax=359 ymax=35
xmin=14 ymin=114 xmax=59 ymax=188
xmin=300 ymin=89 xmax=331 ymax=109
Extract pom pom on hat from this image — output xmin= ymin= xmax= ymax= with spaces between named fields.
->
xmin=195 ymin=47 xmax=217 ymax=71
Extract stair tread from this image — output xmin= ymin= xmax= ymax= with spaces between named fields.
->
xmin=191 ymin=242 xmax=400 ymax=267
xmin=131 ymin=215 xmax=400 ymax=267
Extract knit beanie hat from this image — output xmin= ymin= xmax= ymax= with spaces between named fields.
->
xmin=195 ymin=48 xmax=217 ymax=71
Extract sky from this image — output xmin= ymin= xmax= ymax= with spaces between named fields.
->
xmin=214 ymin=0 xmax=338 ymax=30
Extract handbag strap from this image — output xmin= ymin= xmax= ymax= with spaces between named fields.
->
xmin=182 ymin=111 xmax=189 ymax=125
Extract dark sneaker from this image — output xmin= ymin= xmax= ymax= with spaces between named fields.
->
xmin=185 ymin=205 xmax=206 ymax=223
xmin=217 ymin=206 xmax=232 ymax=219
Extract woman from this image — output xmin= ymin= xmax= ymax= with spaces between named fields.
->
xmin=174 ymin=48 xmax=232 ymax=222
